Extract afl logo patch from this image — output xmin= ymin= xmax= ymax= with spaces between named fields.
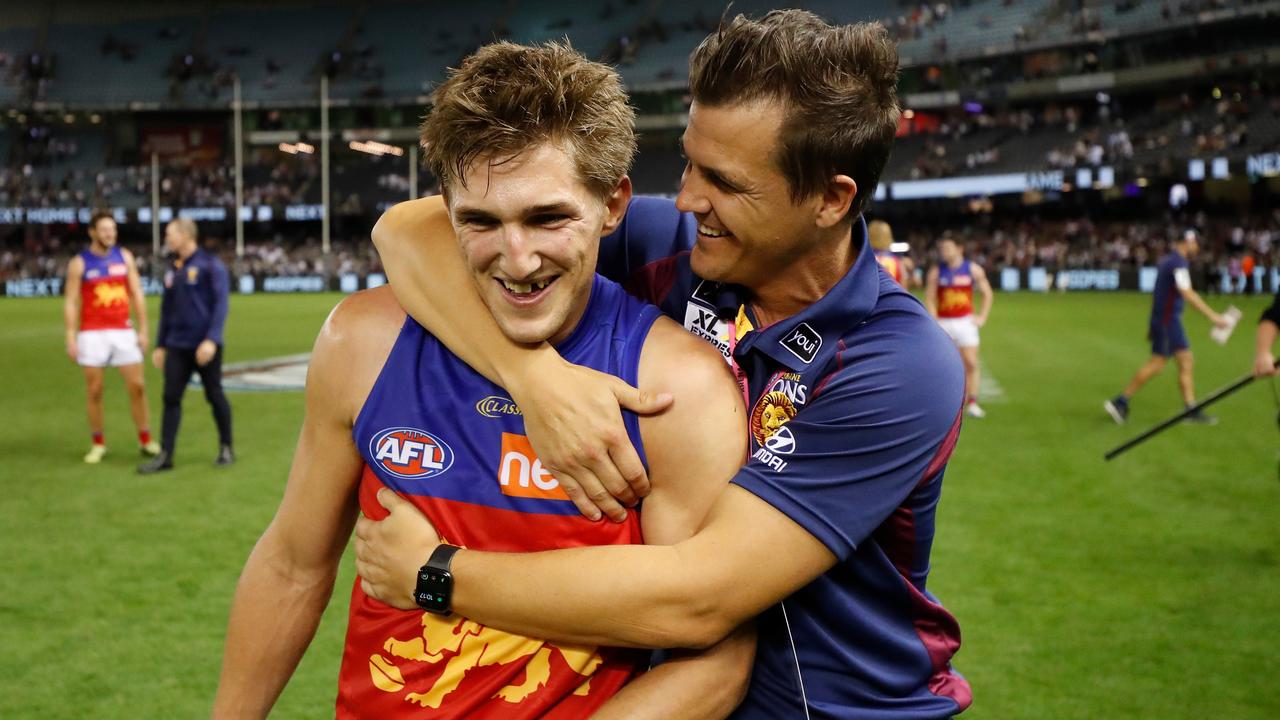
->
xmin=370 ymin=427 xmax=455 ymax=480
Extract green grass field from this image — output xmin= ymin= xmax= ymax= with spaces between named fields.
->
xmin=1 ymin=290 xmax=1277 ymax=719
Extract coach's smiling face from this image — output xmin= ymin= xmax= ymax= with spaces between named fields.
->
xmin=447 ymin=141 xmax=631 ymax=346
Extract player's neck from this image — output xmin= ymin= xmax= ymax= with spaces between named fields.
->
xmin=947 ymin=257 xmax=964 ymax=270
xmin=751 ymin=225 xmax=856 ymax=328
xmin=88 ymin=241 xmax=110 ymax=257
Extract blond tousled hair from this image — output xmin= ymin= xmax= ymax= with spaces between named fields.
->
xmin=420 ymin=41 xmax=636 ymax=200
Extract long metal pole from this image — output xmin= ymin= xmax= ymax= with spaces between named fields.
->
xmin=233 ymin=75 xmax=244 ymax=258
xmin=409 ymin=144 xmax=417 ymax=201
xmin=321 ymin=74 xmax=330 ymax=255
xmin=1104 ymin=359 xmax=1280 ymax=461
xmin=150 ymin=152 xmax=160 ymax=256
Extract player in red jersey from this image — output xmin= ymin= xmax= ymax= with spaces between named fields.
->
xmin=869 ymin=220 xmax=914 ymax=287
xmin=926 ymin=235 xmax=993 ymax=418
xmin=63 ymin=211 xmax=160 ymax=462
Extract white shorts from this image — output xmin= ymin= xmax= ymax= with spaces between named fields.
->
xmin=78 ymin=329 xmax=144 ymax=367
xmin=938 ymin=316 xmax=980 ymax=349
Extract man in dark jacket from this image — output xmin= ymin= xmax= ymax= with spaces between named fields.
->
xmin=139 ymin=218 xmax=234 ymax=473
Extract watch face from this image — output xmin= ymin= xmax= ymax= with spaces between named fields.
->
xmin=416 ymin=569 xmax=452 ymax=613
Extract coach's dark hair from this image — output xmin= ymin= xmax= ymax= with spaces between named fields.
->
xmin=688 ymin=10 xmax=900 ymax=218
xmin=88 ymin=209 xmax=114 ymax=230
xmin=421 ymin=41 xmax=636 ymax=200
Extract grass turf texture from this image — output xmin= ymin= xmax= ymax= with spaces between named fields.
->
xmin=1 ymin=290 xmax=1276 ymax=718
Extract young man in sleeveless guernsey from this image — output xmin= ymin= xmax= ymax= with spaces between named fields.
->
xmin=926 ymin=235 xmax=993 ymax=418
xmin=212 ymin=43 xmax=753 ymax=720
xmin=868 ymin=219 xmax=914 ymax=288
xmin=62 ymin=210 xmax=161 ymax=462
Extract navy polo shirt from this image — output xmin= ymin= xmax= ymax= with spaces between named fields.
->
xmin=157 ymin=248 xmax=230 ymax=350
xmin=600 ymin=197 xmax=971 ymax=719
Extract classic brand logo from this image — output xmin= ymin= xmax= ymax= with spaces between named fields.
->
xmin=498 ymin=433 xmax=569 ymax=501
xmin=108 ymin=262 xmax=128 ymax=276
xmin=370 ymin=427 xmax=455 ymax=480
xmin=475 ymin=395 xmax=522 ymax=418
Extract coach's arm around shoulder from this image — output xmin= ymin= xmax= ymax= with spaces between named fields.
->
xmin=373 ymin=196 xmax=672 ymax=524
xmin=210 ymin=297 xmax=378 ymax=719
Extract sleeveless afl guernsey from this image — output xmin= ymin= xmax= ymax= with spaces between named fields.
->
xmin=338 ymin=275 xmax=661 ymax=719
xmin=874 ymin=249 xmax=906 ymax=286
xmin=79 ymin=247 xmax=132 ymax=331
xmin=936 ymin=260 xmax=975 ymax=318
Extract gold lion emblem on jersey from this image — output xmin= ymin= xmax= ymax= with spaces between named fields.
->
xmin=93 ymin=283 xmax=128 ymax=307
xmin=750 ymin=390 xmax=797 ymax=447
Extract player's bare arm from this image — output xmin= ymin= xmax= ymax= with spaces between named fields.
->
xmin=373 ymin=197 xmax=673 ymax=522
xmin=355 ymin=314 xmax=758 ymax=717
xmin=63 ymin=255 xmax=84 ymax=362
xmin=120 ymin=248 xmax=149 ymax=351
xmin=924 ymin=265 xmax=940 ymax=318
xmin=212 ymin=289 xmax=400 ymax=719
xmin=1177 ymin=285 xmax=1228 ymax=328
xmin=972 ymin=264 xmax=993 ymax=327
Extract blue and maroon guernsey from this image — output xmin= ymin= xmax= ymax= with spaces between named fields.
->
xmin=78 ymin=246 xmax=132 ymax=331
xmin=936 ymin=260 xmax=975 ymax=319
xmin=338 ymin=275 xmax=661 ymax=719
xmin=600 ymin=197 xmax=972 ymax=719
xmin=1151 ymin=251 xmax=1189 ymax=326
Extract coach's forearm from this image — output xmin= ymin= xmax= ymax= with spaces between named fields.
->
xmin=450 ymin=543 xmax=731 ymax=651
xmin=372 ymin=197 xmax=561 ymax=389
xmin=211 ymin=534 xmax=338 ymax=719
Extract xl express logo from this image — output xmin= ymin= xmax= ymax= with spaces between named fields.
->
xmin=370 ymin=427 xmax=455 ymax=480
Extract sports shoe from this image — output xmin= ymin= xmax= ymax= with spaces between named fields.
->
xmin=138 ymin=451 xmax=174 ymax=474
xmin=1104 ymin=397 xmax=1129 ymax=425
xmin=966 ymin=401 xmax=986 ymax=419
xmin=215 ymin=445 xmax=236 ymax=466
xmin=141 ymin=440 xmax=161 ymax=456
xmin=83 ymin=445 xmax=107 ymax=464
xmin=1184 ymin=408 xmax=1218 ymax=426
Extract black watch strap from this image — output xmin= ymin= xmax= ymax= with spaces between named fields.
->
xmin=415 ymin=544 xmax=461 ymax=614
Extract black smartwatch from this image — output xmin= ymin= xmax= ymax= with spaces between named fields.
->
xmin=414 ymin=544 xmax=461 ymax=614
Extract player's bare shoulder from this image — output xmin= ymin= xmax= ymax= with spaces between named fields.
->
xmin=639 ymin=315 xmax=737 ymax=395
xmin=312 ymin=287 xmax=406 ymax=413
xmin=638 ymin=315 xmax=746 ymax=453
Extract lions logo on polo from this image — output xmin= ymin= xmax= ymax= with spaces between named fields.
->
xmin=370 ymin=427 xmax=455 ymax=480
xmin=750 ymin=391 xmax=796 ymax=448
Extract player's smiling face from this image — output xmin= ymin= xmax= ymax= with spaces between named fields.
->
xmin=675 ymin=99 xmax=829 ymax=289
xmin=447 ymin=142 xmax=630 ymax=345
xmin=89 ymin=218 xmax=117 ymax=251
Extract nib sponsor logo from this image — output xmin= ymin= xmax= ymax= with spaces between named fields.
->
xmin=498 ymin=433 xmax=569 ymax=501
xmin=370 ymin=427 xmax=455 ymax=480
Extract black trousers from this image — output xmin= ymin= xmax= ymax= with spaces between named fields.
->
xmin=161 ymin=345 xmax=233 ymax=456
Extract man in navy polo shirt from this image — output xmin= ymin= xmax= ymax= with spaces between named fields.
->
xmin=363 ymin=11 xmax=970 ymax=718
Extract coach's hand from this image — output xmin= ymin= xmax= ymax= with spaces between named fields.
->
xmin=509 ymin=353 xmax=672 ymax=523
xmin=1256 ymin=351 xmax=1278 ymax=378
xmin=151 ymin=347 xmax=166 ymax=370
xmin=355 ymin=488 xmax=440 ymax=610
xmin=195 ymin=339 xmax=217 ymax=366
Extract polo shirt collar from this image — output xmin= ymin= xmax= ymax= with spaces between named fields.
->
xmin=737 ymin=216 xmax=880 ymax=373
